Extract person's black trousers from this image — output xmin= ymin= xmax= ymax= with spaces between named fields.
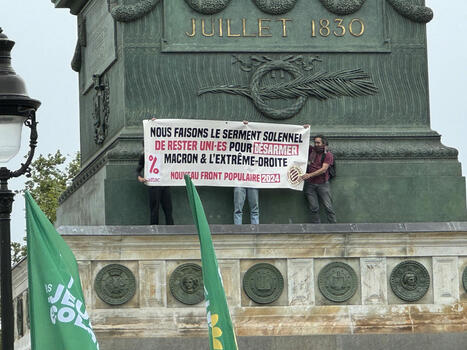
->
xmin=148 ymin=186 xmax=174 ymax=225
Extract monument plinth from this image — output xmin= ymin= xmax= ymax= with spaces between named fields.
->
xmin=12 ymin=223 xmax=467 ymax=349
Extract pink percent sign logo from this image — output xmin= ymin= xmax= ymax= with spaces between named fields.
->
xmin=148 ymin=155 xmax=159 ymax=174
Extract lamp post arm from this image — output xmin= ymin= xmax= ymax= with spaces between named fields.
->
xmin=10 ymin=108 xmax=38 ymax=179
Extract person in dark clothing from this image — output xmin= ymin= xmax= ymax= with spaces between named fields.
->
xmin=136 ymin=154 xmax=174 ymax=225
xmin=301 ymin=134 xmax=336 ymax=224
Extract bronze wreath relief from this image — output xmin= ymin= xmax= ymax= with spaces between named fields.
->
xmin=199 ymin=56 xmax=378 ymax=120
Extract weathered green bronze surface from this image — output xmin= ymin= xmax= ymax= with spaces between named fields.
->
xmin=80 ymin=0 xmax=116 ymax=92
xmin=390 ymin=260 xmax=430 ymax=302
xmin=94 ymin=264 xmax=136 ymax=305
xmin=243 ymin=263 xmax=284 ymax=304
xmin=163 ymin=0 xmax=388 ymax=52
xmin=318 ymin=262 xmax=358 ymax=303
xmin=199 ymin=58 xmax=378 ymax=120
xmin=53 ymin=0 xmax=467 ymax=227
xmin=169 ymin=263 xmax=205 ymax=305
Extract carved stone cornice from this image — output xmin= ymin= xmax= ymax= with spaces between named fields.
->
xmin=251 ymin=0 xmax=298 ymax=15
xmin=55 ymin=0 xmax=434 ymax=24
xmin=328 ymin=135 xmax=458 ymax=160
xmin=319 ymin=0 xmax=433 ymax=23
xmin=110 ymin=0 xmax=161 ymax=22
xmin=52 ymin=0 xmax=90 ymax=15
xmin=184 ymin=0 xmax=232 ymax=14
xmin=386 ymin=0 xmax=433 ymax=23
xmin=71 ymin=17 xmax=86 ymax=72
xmin=59 ymin=137 xmax=142 ymax=203
xmin=58 ymin=130 xmax=458 ymax=204
xmin=318 ymin=0 xmax=366 ymax=15
xmin=58 ymin=154 xmax=108 ymax=204
xmin=106 ymin=141 xmax=142 ymax=161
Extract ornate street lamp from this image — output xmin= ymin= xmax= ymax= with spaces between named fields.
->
xmin=0 ymin=28 xmax=40 ymax=350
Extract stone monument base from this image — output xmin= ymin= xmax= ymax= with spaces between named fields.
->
xmin=12 ymin=223 xmax=467 ymax=350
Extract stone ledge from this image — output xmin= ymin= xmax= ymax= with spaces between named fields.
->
xmin=57 ymin=222 xmax=467 ymax=236
xmin=98 ymin=333 xmax=467 ymax=350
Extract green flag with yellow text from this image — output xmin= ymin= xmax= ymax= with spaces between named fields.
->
xmin=184 ymin=175 xmax=238 ymax=350
xmin=25 ymin=191 xmax=99 ymax=350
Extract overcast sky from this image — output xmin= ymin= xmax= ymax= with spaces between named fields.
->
xmin=2 ymin=1 xmax=466 ymax=242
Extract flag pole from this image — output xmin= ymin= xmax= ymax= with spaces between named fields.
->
xmin=184 ymin=175 xmax=238 ymax=350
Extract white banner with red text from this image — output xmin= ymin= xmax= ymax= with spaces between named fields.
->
xmin=143 ymin=119 xmax=310 ymax=190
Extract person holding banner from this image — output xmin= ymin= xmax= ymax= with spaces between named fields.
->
xmin=137 ymin=149 xmax=174 ymax=225
xmin=233 ymin=187 xmax=259 ymax=225
xmin=233 ymin=121 xmax=260 ymax=225
xmin=301 ymin=134 xmax=336 ymax=224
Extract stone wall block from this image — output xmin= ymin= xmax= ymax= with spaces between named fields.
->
xmin=140 ymin=261 xmax=166 ymax=307
xmin=78 ymin=260 xmax=93 ymax=308
xmin=361 ymin=258 xmax=388 ymax=305
xmin=287 ymin=259 xmax=314 ymax=306
xmin=433 ymin=257 xmax=459 ymax=304
xmin=218 ymin=260 xmax=241 ymax=307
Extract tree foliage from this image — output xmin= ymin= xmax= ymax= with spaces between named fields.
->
xmin=23 ymin=150 xmax=80 ymax=223
xmin=11 ymin=241 xmax=27 ymax=265
xmin=12 ymin=150 xmax=80 ymax=265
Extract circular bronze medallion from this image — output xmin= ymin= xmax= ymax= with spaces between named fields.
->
xmin=95 ymin=264 xmax=136 ymax=305
xmin=462 ymin=266 xmax=467 ymax=293
xmin=169 ymin=263 xmax=204 ymax=305
xmin=243 ymin=263 xmax=284 ymax=304
xmin=390 ymin=260 xmax=430 ymax=302
xmin=318 ymin=262 xmax=358 ymax=303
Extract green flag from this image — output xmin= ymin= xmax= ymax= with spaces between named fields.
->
xmin=184 ymin=175 xmax=238 ymax=350
xmin=25 ymin=191 xmax=99 ymax=350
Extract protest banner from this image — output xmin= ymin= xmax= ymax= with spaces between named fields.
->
xmin=143 ymin=119 xmax=310 ymax=190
